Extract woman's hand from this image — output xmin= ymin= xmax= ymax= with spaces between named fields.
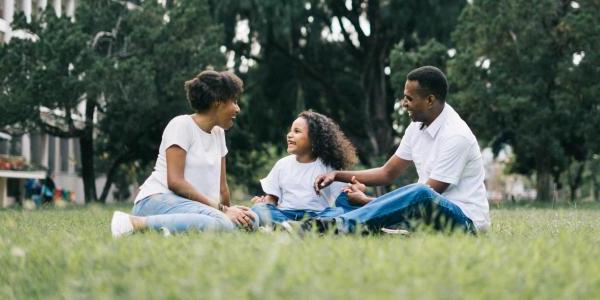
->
xmin=223 ymin=205 xmax=255 ymax=229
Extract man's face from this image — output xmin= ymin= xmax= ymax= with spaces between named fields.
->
xmin=402 ymin=80 xmax=431 ymax=123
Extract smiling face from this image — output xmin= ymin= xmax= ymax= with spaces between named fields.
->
xmin=286 ymin=117 xmax=312 ymax=157
xmin=402 ymin=80 xmax=432 ymax=124
xmin=215 ymin=98 xmax=240 ymax=129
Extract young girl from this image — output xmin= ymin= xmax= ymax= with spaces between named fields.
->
xmin=251 ymin=111 xmax=361 ymax=226
xmin=111 ymin=69 xmax=255 ymax=237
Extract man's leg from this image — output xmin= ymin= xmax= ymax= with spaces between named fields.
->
xmin=333 ymin=183 xmax=475 ymax=234
xmin=334 ymin=192 xmax=364 ymax=213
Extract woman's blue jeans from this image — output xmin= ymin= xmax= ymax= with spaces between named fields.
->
xmin=251 ymin=192 xmax=362 ymax=226
xmin=333 ymin=183 xmax=476 ymax=234
xmin=132 ymin=193 xmax=236 ymax=233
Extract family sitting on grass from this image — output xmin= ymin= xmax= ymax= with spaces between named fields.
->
xmin=111 ymin=66 xmax=490 ymax=238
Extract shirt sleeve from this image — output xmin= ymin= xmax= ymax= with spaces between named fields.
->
xmin=429 ymin=135 xmax=473 ymax=185
xmin=260 ymin=159 xmax=283 ymax=199
xmin=162 ymin=116 xmax=193 ymax=152
xmin=394 ymin=122 xmax=416 ymax=161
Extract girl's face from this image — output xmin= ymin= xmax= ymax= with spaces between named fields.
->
xmin=215 ymin=98 xmax=240 ymax=129
xmin=286 ymin=117 xmax=312 ymax=156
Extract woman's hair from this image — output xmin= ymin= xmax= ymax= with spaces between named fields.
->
xmin=298 ymin=110 xmax=357 ymax=170
xmin=184 ymin=70 xmax=244 ymax=112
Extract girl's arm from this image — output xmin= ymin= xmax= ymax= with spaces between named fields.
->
xmin=220 ymin=157 xmax=230 ymax=207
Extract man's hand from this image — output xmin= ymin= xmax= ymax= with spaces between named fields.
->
xmin=314 ymin=171 xmax=337 ymax=194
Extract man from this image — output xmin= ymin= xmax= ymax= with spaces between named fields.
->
xmin=312 ymin=66 xmax=490 ymax=234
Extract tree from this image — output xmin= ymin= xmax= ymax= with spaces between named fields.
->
xmin=211 ymin=0 xmax=466 ymax=170
xmin=1 ymin=0 xmax=226 ymax=202
xmin=450 ymin=0 xmax=600 ymax=201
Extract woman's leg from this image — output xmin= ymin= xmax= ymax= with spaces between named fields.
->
xmin=132 ymin=193 xmax=235 ymax=233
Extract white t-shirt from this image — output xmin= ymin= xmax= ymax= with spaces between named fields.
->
xmin=135 ymin=115 xmax=228 ymax=203
xmin=395 ymin=103 xmax=490 ymax=231
xmin=260 ymin=155 xmax=346 ymax=211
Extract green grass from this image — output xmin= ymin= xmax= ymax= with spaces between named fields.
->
xmin=1 ymin=203 xmax=600 ymax=299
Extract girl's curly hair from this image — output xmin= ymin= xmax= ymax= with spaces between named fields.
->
xmin=299 ymin=111 xmax=357 ymax=170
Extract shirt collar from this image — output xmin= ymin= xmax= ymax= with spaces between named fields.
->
xmin=423 ymin=103 xmax=451 ymax=138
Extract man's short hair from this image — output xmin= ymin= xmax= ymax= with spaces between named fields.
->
xmin=406 ymin=66 xmax=448 ymax=102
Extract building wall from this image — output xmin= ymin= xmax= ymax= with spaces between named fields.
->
xmin=1 ymin=0 xmax=119 ymax=203
xmin=1 ymin=0 xmax=76 ymax=43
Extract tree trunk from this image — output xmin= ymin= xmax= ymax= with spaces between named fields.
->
xmin=99 ymin=155 xmax=127 ymax=203
xmin=568 ymin=162 xmax=585 ymax=203
xmin=80 ymin=99 xmax=97 ymax=203
xmin=536 ymin=158 xmax=552 ymax=202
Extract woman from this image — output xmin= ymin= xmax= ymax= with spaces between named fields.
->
xmin=111 ymin=70 xmax=255 ymax=237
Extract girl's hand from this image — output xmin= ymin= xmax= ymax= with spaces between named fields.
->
xmin=343 ymin=176 xmax=366 ymax=193
xmin=251 ymin=196 xmax=266 ymax=203
xmin=343 ymin=177 xmax=372 ymax=206
xmin=251 ymin=195 xmax=277 ymax=205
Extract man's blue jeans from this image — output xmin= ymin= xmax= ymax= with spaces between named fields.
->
xmin=251 ymin=192 xmax=362 ymax=226
xmin=333 ymin=183 xmax=476 ymax=234
xmin=132 ymin=193 xmax=238 ymax=233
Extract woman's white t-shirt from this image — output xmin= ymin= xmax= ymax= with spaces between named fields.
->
xmin=135 ymin=115 xmax=228 ymax=203
xmin=260 ymin=155 xmax=345 ymax=211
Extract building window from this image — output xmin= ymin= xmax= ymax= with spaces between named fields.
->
xmin=10 ymin=135 xmax=22 ymax=156
xmin=60 ymin=137 xmax=69 ymax=172
xmin=48 ymin=135 xmax=55 ymax=172
xmin=30 ymin=133 xmax=44 ymax=166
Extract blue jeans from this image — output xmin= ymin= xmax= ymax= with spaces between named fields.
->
xmin=132 ymin=193 xmax=236 ymax=233
xmin=251 ymin=192 xmax=362 ymax=226
xmin=332 ymin=183 xmax=476 ymax=234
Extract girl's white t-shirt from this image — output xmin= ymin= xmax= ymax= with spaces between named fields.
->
xmin=135 ymin=115 xmax=228 ymax=203
xmin=260 ymin=155 xmax=345 ymax=211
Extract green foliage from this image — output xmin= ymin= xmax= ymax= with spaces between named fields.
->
xmin=212 ymin=0 xmax=466 ymax=167
xmin=2 ymin=204 xmax=600 ymax=298
xmin=449 ymin=0 xmax=600 ymax=200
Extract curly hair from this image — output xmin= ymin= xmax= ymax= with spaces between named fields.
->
xmin=298 ymin=111 xmax=357 ymax=170
xmin=184 ymin=70 xmax=243 ymax=112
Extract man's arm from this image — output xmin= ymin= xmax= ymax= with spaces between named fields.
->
xmin=315 ymin=155 xmax=412 ymax=192
xmin=425 ymin=179 xmax=450 ymax=194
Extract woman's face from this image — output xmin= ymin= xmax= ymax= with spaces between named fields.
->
xmin=215 ymin=99 xmax=240 ymax=129
xmin=286 ymin=117 xmax=312 ymax=156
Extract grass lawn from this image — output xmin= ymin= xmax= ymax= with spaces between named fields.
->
xmin=1 ymin=202 xmax=600 ymax=299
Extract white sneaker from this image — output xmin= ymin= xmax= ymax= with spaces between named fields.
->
xmin=381 ymin=227 xmax=410 ymax=236
xmin=111 ymin=211 xmax=134 ymax=238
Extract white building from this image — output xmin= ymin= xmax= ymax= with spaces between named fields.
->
xmin=1 ymin=0 xmax=121 ymax=206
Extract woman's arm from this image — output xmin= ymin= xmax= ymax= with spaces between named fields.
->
xmin=220 ymin=157 xmax=231 ymax=207
xmin=166 ymin=145 xmax=218 ymax=208
xmin=166 ymin=145 xmax=255 ymax=227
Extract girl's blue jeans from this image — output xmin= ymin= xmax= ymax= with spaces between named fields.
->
xmin=251 ymin=192 xmax=361 ymax=226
